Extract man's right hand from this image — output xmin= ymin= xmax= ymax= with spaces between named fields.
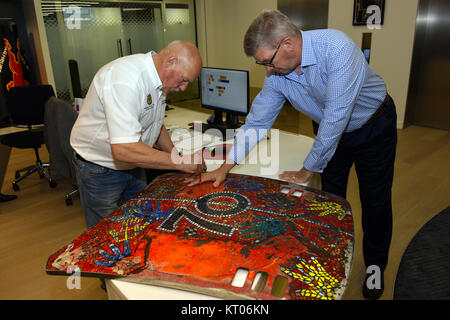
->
xmin=176 ymin=154 xmax=205 ymax=174
xmin=184 ymin=162 xmax=235 ymax=187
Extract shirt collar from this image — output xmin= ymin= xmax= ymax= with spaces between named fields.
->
xmin=300 ymin=30 xmax=316 ymax=68
xmin=147 ymin=51 xmax=163 ymax=91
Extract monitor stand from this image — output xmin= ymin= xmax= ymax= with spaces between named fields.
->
xmin=197 ymin=110 xmax=241 ymax=140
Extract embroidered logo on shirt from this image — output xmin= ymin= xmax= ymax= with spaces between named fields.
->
xmin=145 ymin=94 xmax=154 ymax=111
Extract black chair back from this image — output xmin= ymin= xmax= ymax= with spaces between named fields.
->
xmin=6 ymin=85 xmax=55 ymax=126
xmin=44 ymin=97 xmax=78 ymax=181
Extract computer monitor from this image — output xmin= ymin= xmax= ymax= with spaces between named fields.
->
xmin=200 ymin=67 xmax=249 ymax=132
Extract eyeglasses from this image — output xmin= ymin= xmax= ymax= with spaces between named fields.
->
xmin=255 ymin=40 xmax=283 ymax=67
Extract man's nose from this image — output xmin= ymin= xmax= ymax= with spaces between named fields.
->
xmin=180 ymin=82 xmax=189 ymax=91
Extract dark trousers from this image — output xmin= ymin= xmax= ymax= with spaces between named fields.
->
xmin=313 ymin=97 xmax=397 ymax=271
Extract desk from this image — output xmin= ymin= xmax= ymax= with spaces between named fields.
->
xmin=106 ymin=106 xmax=323 ymax=300
xmin=164 ymin=106 xmax=320 ymax=187
xmin=0 ymin=126 xmax=27 ymax=191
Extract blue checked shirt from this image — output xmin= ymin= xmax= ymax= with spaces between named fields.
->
xmin=228 ymin=29 xmax=387 ymax=173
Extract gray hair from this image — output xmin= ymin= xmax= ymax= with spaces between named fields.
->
xmin=243 ymin=9 xmax=301 ymax=56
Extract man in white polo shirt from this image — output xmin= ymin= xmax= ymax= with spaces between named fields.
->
xmin=71 ymin=40 xmax=204 ymax=228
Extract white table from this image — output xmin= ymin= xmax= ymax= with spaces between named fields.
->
xmin=105 ymin=105 xmax=319 ymax=300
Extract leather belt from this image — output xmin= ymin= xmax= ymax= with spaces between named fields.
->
xmin=366 ymin=94 xmax=390 ymax=125
xmin=75 ymin=152 xmax=96 ymax=166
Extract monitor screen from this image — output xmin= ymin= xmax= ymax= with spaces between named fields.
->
xmin=200 ymin=67 xmax=249 ymax=115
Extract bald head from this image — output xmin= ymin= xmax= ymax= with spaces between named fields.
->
xmin=153 ymin=40 xmax=202 ymax=93
xmin=166 ymin=41 xmax=202 ymax=68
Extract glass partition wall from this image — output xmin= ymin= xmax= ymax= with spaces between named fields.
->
xmin=42 ymin=0 xmax=198 ymax=103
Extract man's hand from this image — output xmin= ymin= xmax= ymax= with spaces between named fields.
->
xmin=110 ymin=142 xmax=206 ymax=174
xmin=184 ymin=169 xmax=225 ymax=187
xmin=173 ymin=153 xmax=206 ymax=174
xmin=279 ymin=167 xmax=314 ymax=185
xmin=184 ymin=162 xmax=235 ymax=187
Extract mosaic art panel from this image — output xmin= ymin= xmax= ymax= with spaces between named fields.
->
xmin=46 ymin=173 xmax=354 ymax=300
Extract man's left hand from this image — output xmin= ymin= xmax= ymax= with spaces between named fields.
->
xmin=279 ymin=167 xmax=314 ymax=185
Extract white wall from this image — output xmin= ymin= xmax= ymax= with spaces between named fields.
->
xmin=196 ymin=0 xmax=277 ymax=88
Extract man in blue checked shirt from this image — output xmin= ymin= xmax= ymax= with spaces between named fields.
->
xmin=186 ymin=9 xmax=397 ymax=299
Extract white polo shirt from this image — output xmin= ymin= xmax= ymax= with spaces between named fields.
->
xmin=70 ymin=52 xmax=166 ymax=170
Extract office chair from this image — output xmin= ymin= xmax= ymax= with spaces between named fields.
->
xmin=44 ymin=97 xmax=79 ymax=205
xmin=1 ymin=85 xmax=56 ymax=191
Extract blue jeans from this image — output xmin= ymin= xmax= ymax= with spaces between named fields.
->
xmin=73 ymin=155 xmax=147 ymax=228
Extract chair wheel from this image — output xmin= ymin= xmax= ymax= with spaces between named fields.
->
xmin=12 ymin=182 xmax=19 ymax=191
xmin=49 ymin=180 xmax=57 ymax=188
xmin=65 ymin=197 xmax=73 ymax=206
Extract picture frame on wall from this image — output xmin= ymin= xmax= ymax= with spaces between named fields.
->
xmin=353 ymin=0 xmax=385 ymax=26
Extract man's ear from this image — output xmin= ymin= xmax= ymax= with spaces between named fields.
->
xmin=166 ymin=55 xmax=178 ymax=69
xmin=282 ymin=36 xmax=296 ymax=53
